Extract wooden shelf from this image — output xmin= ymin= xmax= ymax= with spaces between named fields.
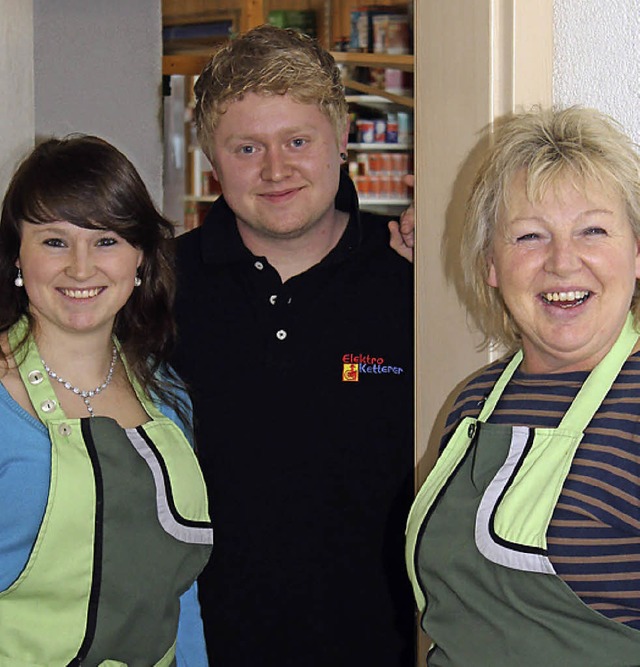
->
xmin=348 ymin=142 xmax=411 ymax=151
xmin=343 ymin=79 xmax=413 ymax=108
xmin=359 ymin=197 xmax=411 ymax=206
xmin=330 ymin=51 xmax=414 ymax=72
xmin=185 ymin=195 xmax=220 ymax=203
xmin=164 ymin=52 xmax=414 ymax=78
xmin=163 ymin=54 xmax=211 ymax=76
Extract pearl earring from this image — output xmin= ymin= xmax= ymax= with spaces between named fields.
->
xmin=134 ymin=275 xmax=142 ymax=287
xmin=14 ymin=268 xmax=24 ymax=287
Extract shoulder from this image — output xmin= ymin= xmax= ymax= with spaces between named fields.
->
xmin=175 ymin=226 xmax=204 ymax=266
xmin=153 ymin=369 xmax=193 ymax=441
xmin=441 ymin=356 xmax=510 ymax=440
xmin=354 ymin=210 xmax=413 ymax=275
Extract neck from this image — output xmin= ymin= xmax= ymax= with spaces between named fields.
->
xmin=237 ymin=209 xmax=349 ymax=282
xmin=33 ymin=323 xmax=117 ymax=387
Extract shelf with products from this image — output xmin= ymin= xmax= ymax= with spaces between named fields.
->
xmin=345 ymin=92 xmax=413 ymax=212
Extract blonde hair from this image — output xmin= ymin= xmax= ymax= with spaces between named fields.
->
xmin=462 ymin=105 xmax=640 ymax=350
xmin=194 ymin=25 xmax=348 ymax=160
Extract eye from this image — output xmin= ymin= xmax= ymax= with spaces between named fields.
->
xmin=239 ymin=145 xmax=256 ymax=155
xmin=515 ymin=232 xmax=540 ymax=242
xmin=291 ymin=137 xmax=307 ymax=148
xmin=43 ymin=238 xmax=66 ymax=248
xmin=96 ymin=236 xmax=117 ymax=247
xmin=583 ymin=226 xmax=607 ymax=236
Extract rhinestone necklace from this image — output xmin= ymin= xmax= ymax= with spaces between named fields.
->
xmin=41 ymin=345 xmax=118 ymax=417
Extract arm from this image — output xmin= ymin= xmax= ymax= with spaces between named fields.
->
xmin=388 ymin=174 xmax=415 ymax=263
xmin=156 ymin=383 xmax=209 ymax=665
xmin=175 ymin=582 xmax=209 ymax=666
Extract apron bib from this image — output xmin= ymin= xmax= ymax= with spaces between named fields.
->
xmin=0 ymin=321 xmax=213 ymax=666
xmin=406 ymin=314 xmax=640 ymax=666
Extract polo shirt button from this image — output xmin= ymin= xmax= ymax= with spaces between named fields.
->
xmin=58 ymin=423 xmax=72 ymax=437
xmin=41 ymin=399 xmax=57 ymax=413
xmin=276 ymin=329 xmax=287 ymax=341
xmin=269 ymin=295 xmax=277 ymax=305
xmin=28 ymin=370 xmax=44 ymax=385
xmin=254 ymin=261 xmax=264 ymax=270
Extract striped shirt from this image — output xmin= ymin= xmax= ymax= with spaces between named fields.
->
xmin=443 ymin=351 xmax=640 ymax=629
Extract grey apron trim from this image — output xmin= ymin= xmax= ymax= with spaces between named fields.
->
xmin=474 ymin=425 xmax=557 ymax=573
xmin=126 ymin=427 xmax=214 ymax=545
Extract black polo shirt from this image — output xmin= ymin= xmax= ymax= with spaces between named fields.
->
xmin=173 ymin=171 xmax=415 ymax=666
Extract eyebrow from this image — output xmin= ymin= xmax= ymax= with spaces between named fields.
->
xmin=225 ymin=125 xmax=319 ymax=142
xmin=508 ymin=208 xmax=614 ymax=224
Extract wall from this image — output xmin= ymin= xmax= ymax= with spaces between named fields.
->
xmin=0 ymin=1 xmax=34 ymax=197
xmin=32 ymin=0 xmax=163 ymax=204
xmin=554 ymin=0 xmax=640 ymax=142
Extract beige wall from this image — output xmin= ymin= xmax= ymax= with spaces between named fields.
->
xmin=0 ymin=0 xmax=34 ymax=198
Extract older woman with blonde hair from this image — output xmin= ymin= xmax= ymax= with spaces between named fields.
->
xmin=406 ymin=106 xmax=640 ymax=666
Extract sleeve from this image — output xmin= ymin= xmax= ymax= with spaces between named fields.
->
xmin=156 ymin=374 xmax=195 ymax=449
xmin=175 ymin=582 xmax=209 ymax=666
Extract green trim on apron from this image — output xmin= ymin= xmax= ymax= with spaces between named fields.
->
xmin=0 ymin=319 xmax=212 ymax=666
xmin=406 ymin=313 xmax=640 ymax=665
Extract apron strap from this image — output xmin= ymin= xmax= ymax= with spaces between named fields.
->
xmin=477 ymin=350 xmax=523 ymax=421
xmin=559 ymin=312 xmax=639 ymax=431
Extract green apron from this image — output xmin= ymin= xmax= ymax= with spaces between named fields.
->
xmin=0 ymin=322 xmax=213 ymax=666
xmin=406 ymin=314 xmax=640 ymax=666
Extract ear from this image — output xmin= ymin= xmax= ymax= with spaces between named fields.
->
xmin=635 ymin=234 xmax=640 ymax=281
xmin=486 ymin=254 xmax=499 ymax=288
xmin=339 ymin=115 xmax=349 ymax=154
xmin=203 ymin=150 xmax=219 ymax=182
xmin=14 ymin=258 xmax=20 ymax=269
xmin=136 ymin=251 xmax=144 ymax=269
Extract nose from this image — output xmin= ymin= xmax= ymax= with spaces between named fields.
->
xmin=66 ymin=244 xmax=95 ymax=281
xmin=544 ymin=236 xmax=582 ymax=276
xmin=261 ymin=147 xmax=292 ymax=182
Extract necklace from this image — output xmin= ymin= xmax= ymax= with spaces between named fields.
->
xmin=41 ymin=345 xmax=118 ymax=417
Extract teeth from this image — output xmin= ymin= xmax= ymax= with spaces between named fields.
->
xmin=61 ymin=288 xmax=101 ymax=299
xmin=542 ymin=290 xmax=589 ymax=303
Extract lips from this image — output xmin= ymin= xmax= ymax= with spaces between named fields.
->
xmin=259 ymin=187 xmax=303 ymax=202
xmin=541 ymin=290 xmax=590 ymax=307
xmin=58 ymin=287 xmax=104 ymax=299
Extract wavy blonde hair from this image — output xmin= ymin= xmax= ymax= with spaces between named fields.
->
xmin=194 ymin=24 xmax=348 ymax=161
xmin=462 ymin=106 xmax=640 ymax=351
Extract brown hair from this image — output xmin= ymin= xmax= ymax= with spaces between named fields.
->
xmin=0 ymin=134 xmax=189 ymax=425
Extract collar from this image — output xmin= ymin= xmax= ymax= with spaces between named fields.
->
xmin=198 ymin=170 xmax=363 ymax=267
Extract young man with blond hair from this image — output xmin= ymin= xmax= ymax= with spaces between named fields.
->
xmin=172 ymin=25 xmax=414 ymax=666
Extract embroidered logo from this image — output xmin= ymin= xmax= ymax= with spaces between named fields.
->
xmin=341 ymin=353 xmax=405 ymax=382
xmin=342 ymin=363 xmax=359 ymax=382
